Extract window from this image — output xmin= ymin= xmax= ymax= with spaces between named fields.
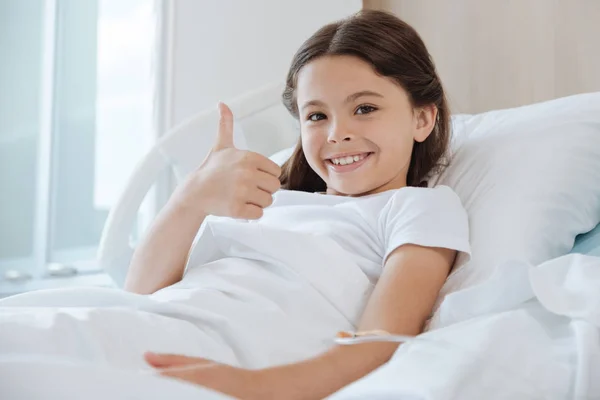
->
xmin=0 ymin=0 xmax=161 ymax=291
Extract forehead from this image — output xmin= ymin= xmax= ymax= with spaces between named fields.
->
xmin=296 ymin=55 xmax=405 ymax=104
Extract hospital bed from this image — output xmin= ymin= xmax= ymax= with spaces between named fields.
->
xmin=3 ymin=81 xmax=600 ymax=400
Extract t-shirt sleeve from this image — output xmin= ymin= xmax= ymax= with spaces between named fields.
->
xmin=378 ymin=185 xmax=471 ymax=263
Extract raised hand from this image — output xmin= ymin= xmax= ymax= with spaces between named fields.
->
xmin=175 ymin=102 xmax=282 ymax=220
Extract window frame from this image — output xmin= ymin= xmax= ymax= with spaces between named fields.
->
xmin=0 ymin=0 xmax=171 ymax=293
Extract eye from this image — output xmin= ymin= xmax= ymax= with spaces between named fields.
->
xmin=307 ymin=112 xmax=327 ymax=122
xmin=355 ymin=105 xmax=377 ymax=115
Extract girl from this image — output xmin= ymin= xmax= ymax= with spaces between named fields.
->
xmin=0 ymin=9 xmax=470 ymax=400
xmin=129 ymin=9 xmax=470 ymax=399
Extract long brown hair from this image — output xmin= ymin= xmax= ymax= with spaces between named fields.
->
xmin=280 ymin=10 xmax=450 ymax=192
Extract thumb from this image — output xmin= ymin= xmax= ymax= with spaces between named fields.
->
xmin=213 ymin=102 xmax=235 ymax=150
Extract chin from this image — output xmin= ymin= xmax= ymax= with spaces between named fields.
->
xmin=329 ymin=181 xmax=376 ymax=197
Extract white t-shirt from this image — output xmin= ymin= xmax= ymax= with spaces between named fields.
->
xmin=188 ymin=185 xmax=471 ymax=283
xmin=168 ymin=185 xmax=472 ymax=367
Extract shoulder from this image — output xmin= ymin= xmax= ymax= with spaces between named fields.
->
xmin=379 ymin=185 xmax=469 ymax=244
xmin=379 ymin=185 xmax=471 ymax=261
xmin=382 ymin=185 xmax=465 ymax=215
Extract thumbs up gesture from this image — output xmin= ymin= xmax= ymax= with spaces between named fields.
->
xmin=174 ymin=103 xmax=282 ymax=220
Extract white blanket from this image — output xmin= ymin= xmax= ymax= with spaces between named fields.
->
xmin=2 ymin=252 xmax=600 ymax=399
xmin=0 ymin=225 xmax=372 ymax=399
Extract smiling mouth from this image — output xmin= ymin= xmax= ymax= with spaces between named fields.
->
xmin=325 ymin=152 xmax=373 ymax=172
xmin=327 ymin=152 xmax=372 ymax=165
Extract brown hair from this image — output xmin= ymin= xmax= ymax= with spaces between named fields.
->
xmin=279 ymin=9 xmax=450 ymax=192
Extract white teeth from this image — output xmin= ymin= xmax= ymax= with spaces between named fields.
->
xmin=330 ymin=153 xmax=367 ymax=166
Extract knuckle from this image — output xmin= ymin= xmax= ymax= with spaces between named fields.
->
xmin=265 ymin=178 xmax=280 ymax=194
xmin=250 ymin=151 xmax=264 ymax=162
xmin=251 ymin=207 xmax=264 ymax=219
xmin=230 ymin=202 xmax=245 ymax=218
xmin=265 ymin=194 xmax=274 ymax=206
xmin=272 ymin=176 xmax=282 ymax=189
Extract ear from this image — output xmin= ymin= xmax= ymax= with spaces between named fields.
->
xmin=413 ymin=104 xmax=438 ymax=143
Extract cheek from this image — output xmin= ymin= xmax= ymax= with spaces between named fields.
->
xmin=385 ymin=136 xmax=415 ymax=167
xmin=302 ymin=136 xmax=321 ymax=175
xmin=301 ymin=134 xmax=323 ymax=168
xmin=374 ymin=123 xmax=415 ymax=162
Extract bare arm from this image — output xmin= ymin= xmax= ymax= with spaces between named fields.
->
xmin=124 ymin=186 xmax=207 ymax=294
xmin=257 ymin=244 xmax=457 ymax=399
xmin=145 ymin=243 xmax=457 ymax=398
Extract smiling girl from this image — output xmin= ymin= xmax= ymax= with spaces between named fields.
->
xmin=125 ymin=9 xmax=470 ymax=400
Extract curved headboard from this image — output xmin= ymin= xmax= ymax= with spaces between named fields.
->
xmin=97 ymin=81 xmax=299 ymax=286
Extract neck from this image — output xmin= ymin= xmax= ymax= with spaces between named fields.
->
xmin=327 ymin=173 xmax=409 ymax=198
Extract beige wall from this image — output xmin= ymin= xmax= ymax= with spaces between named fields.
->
xmin=364 ymin=0 xmax=600 ymax=114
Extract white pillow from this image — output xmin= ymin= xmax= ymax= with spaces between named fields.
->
xmin=433 ymin=92 xmax=600 ymax=296
xmin=269 ymin=146 xmax=295 ymax=166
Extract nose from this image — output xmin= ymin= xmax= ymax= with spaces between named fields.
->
xmin=327 ymin=121 xmax=354 ymax=144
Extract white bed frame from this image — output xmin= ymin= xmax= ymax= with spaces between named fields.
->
xmin=97 ymin=82 xmax=299 ymax=287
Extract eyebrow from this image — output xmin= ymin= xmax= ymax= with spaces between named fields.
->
xmin=300 ymin=90 xmax=384 ymax=112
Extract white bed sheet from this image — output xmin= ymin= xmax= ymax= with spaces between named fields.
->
xmin=1 ymin=360 xmax=231 ymax=400
xmin=1 ymin=254 xmax=599 ymax=399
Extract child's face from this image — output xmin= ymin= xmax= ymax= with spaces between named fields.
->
xmin=296 ymin=55 xmax=435 ymax=196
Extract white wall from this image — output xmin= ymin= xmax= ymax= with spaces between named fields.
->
xmin=167 ymin=0 xmax=361 ymax=128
